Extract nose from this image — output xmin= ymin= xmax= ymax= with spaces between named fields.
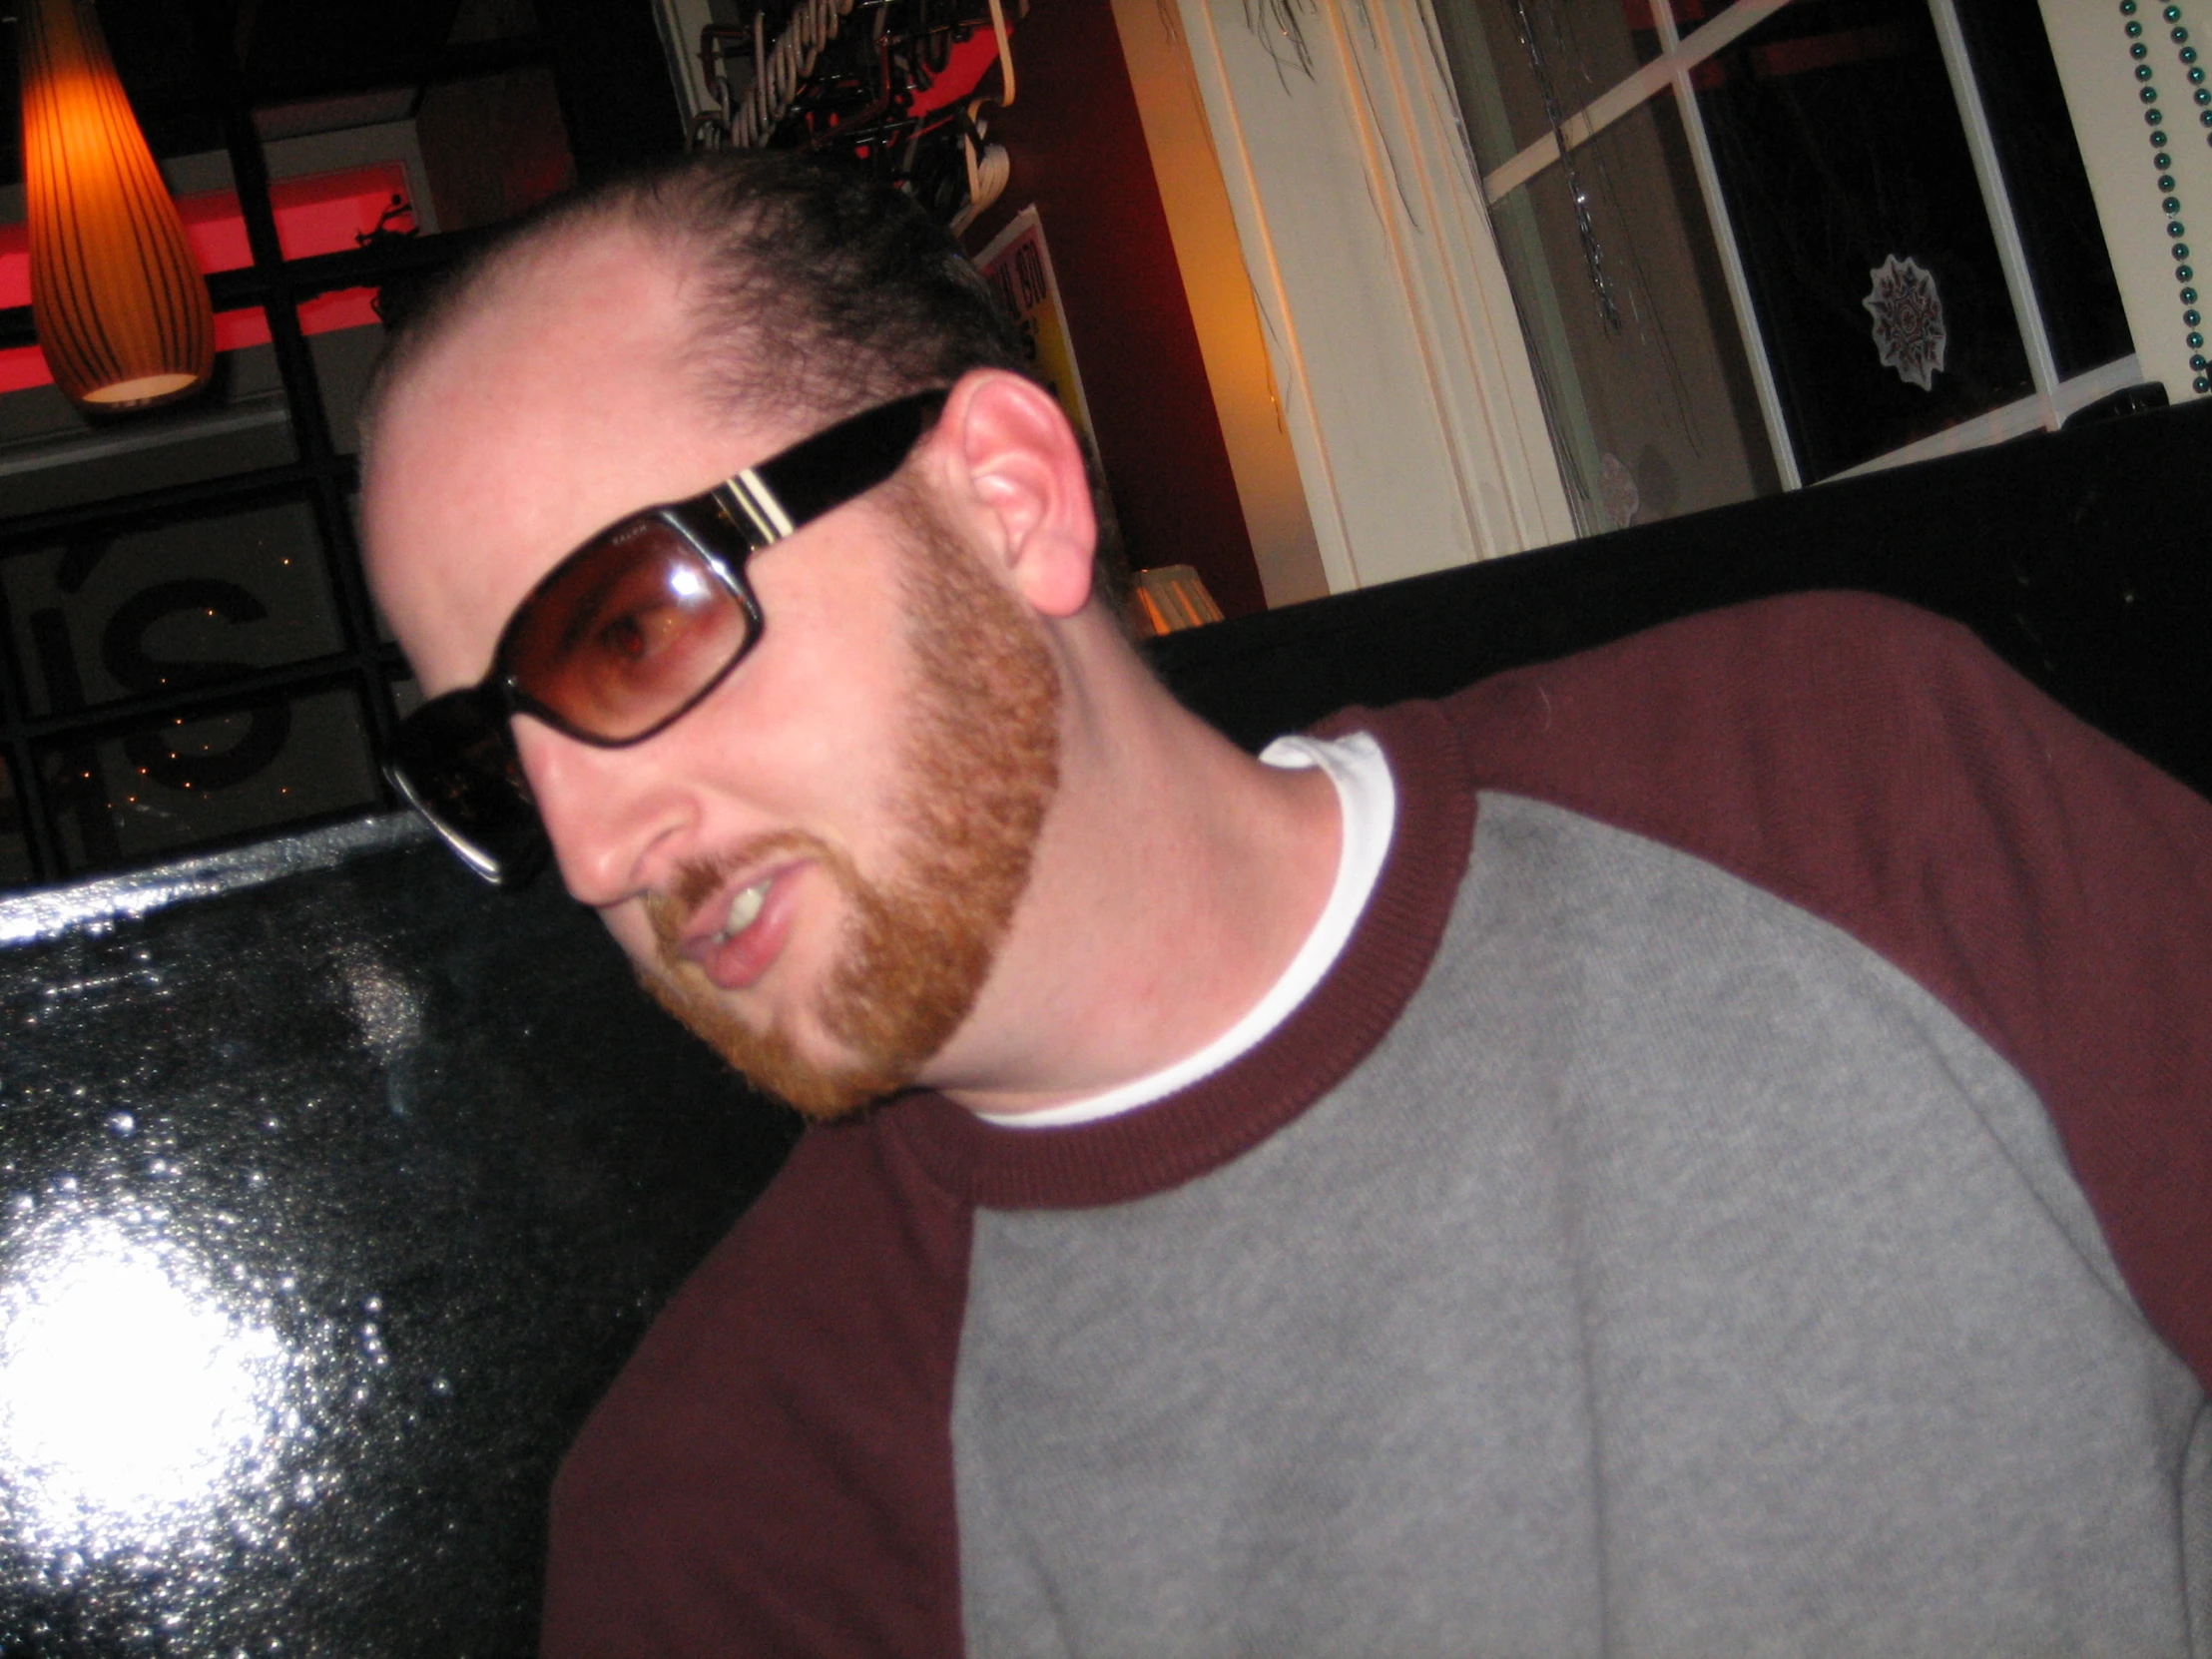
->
xmin=512 ymin=718 xmax=698 ymax=908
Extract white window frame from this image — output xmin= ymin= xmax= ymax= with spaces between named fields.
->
xmin=2037 ymin=0 xmax=2207 ymax=406
xmin=1168 ymin=0 xmax=2186 ymax=589
xmin=1167 ymin=0 xmax=1575 ymax=593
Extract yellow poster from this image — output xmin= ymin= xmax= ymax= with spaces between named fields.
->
xmin=974 ymin=207 xmax=1097 ymax=449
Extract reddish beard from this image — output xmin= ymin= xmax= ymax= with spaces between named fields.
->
xmin=639 ymin=493 xmax=1061 ymax=1120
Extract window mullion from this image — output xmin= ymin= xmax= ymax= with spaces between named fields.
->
xmin=1649 ymin=0 xmax=1803 ymax=489
xmin=1480 ymin=0 xmax=1797 ymax=204
xmin=1928 ymin=0 xmax=2062 ymax=427
xmin=1830 ymin=353 xmax=2144 ymax=479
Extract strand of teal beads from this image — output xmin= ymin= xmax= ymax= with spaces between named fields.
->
xmin=2125 ymin=0 xmax=2210 ymax=392
xmin=2176 ymin=1 xmax=2212 ymax=390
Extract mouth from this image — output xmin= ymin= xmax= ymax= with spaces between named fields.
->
xmin=672 ymin=860 xmax=806 ymax=992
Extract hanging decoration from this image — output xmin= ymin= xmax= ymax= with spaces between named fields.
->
xmin=1863 ymin=255 xmax=1946 ymax=392
xmin=690 ymin=0 xmax=1017 ymax=233
xmin=2118 ymin=0 xmax=2211 ymax=394
xmin=1597 ymin=451 xmax=1640 ymax=528
xmin=16 ymin=0 xmax=215 ymax=411
xmin=1505 ymin=0 xmax=1620 ymax=334
xmin=1242 ymin=0 xmax=1315 ymax=84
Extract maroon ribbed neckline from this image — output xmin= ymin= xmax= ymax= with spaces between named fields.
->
xmin=886 ymin=701 xmax=1477 ymax=1210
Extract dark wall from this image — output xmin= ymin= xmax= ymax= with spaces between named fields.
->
xmin=961 ymin=0 xmax=1268 ymax=618
xmin=535 ymin=0 xmax=688 ymax=178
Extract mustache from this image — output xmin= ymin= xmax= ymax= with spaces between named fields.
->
xmin=646 ymin=830 xmax=833 ymax=965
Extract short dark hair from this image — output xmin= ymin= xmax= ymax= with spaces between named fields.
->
xmin=366 ymin=150 xmax=1028 ymax=444
xmin=362 ymin=150 xmax=1133 ymax=619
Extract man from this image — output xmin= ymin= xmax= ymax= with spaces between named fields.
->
xmin=363 ymin=153 xmax=2212 ymax=1656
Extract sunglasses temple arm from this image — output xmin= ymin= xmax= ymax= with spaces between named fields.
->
xmin=384 ymin=761 xmax=549 ymax=890
xmin=745 ymin=389 xmax=948 ymax=535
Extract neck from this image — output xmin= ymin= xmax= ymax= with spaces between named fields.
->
xmin=922 ymin=613 xmax=1343 ymax=1117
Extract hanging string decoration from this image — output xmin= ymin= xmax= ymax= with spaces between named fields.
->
xmin=2121 ymin=0 xmax=2211 ymax=394
xmin=1506 ymin=0 xmax=1621 ymax=334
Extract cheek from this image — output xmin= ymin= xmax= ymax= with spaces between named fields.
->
xmin=675 ymin=588 xmax=914 ymax=817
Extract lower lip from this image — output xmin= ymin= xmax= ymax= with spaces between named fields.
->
xmin=691 ymin=866 xmax=802 ymax=991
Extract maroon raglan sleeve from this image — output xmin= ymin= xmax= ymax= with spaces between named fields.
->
xmin=540 ymin=1116 xmax=972 ymax=1659
xmin=1436 ymin=591 xmax=2212 ymax=1389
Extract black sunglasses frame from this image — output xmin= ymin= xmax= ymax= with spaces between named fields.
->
xmin=385 ymin=388 xmax=949 ymax=888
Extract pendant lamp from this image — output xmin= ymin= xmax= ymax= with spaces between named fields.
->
xmin=17 ymin=0 xmax=214 ymax=410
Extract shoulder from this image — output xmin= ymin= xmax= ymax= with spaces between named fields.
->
xmin=542 ymin=1119 xmax=972 ymax=1658
xmin=1429 ymin=591 xmax=2212 ymax=1393
xmin=1439 ymin=589 xmax=2008 ymax=792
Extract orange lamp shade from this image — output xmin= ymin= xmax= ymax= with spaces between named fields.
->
xmin=17 ymin=0 xmax=215 ymax=410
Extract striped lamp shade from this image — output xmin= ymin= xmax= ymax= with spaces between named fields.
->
xmin=18 ymin=0 xmax=214 ymax=410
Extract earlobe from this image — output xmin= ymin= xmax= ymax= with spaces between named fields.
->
xmin=938 ymin=368 xmax=1098 ymax=620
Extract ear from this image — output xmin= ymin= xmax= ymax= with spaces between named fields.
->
xmin=931 ymin=368 xmax=1099 ymax=619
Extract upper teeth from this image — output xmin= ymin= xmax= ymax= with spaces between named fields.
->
xmin=718 ymin=880 xmax=769 ymax=942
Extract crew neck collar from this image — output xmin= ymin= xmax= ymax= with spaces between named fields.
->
xmin=876 ymin=699 xmax=1476 ymax=1211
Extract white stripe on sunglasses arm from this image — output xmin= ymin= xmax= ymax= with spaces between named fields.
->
xmin=729 ymin=468 xmax=798 ymax=543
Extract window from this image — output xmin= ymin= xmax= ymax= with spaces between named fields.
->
xmin=0 ymin=2 xmax=572 ymax=891
xmin=1430 ymin=0 xmax=2132 ymax=528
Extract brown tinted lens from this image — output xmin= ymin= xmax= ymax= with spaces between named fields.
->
xmin=504 ymin=514 xmax=753 ymax=741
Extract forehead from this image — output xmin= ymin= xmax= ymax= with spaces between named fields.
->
xmin=361 ymin=230 xmax=797 ymax=691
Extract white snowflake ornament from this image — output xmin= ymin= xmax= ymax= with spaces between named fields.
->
xmin=1863 ymin=255 xmax=1947 ymax=391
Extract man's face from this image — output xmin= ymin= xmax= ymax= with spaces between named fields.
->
xmin=363 ymin=235 xmax=1060 ymax=1116
xmin=635 ymin=488 xmax=1059 ymax=1116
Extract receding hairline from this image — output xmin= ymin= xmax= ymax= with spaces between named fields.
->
xmin=364 ymin=151 xmax=1035 ymax=475
xmin=360 ymin=198 xmax=724 ymax=467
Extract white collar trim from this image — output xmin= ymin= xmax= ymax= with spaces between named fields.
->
xmin=975 ymin=731 xmax=1396 ymax=1129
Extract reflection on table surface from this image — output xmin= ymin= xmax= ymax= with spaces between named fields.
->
xmin=0 ymin=822 xmax=797 ymax=1653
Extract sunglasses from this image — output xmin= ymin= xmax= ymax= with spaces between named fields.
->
xmin=384 ymin=388 xmax=949 ymax=888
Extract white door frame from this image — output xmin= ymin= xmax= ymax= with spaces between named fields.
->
xmin=1168 ymin=0 xmax=1574 ymax=593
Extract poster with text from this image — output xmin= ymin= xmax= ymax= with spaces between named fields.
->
xmin=974 ymin=207 xmax=1097 ymax=450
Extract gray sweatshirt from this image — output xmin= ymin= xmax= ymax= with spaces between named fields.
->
xmin=546 ymin=593 xmax=2212 ymax=1658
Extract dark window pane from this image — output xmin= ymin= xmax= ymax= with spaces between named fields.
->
xmin=1492 ymin=95 xmax=1779 ymax=530
xmin=1951 ymin=0 xmax=2132 ymax=379
xmin=0 ymin=759 xmax=30 ymax=887
xmin=36 ymin=685 xmax=379 ymax=874
xmin=3 ymin=503 xmax=340 ymax=718
xmin=1695 ymin=0 xmax=2033 ymax=479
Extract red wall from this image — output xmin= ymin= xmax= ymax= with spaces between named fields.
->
xmin=962 ymin=0 xmax=1266 ymax=619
